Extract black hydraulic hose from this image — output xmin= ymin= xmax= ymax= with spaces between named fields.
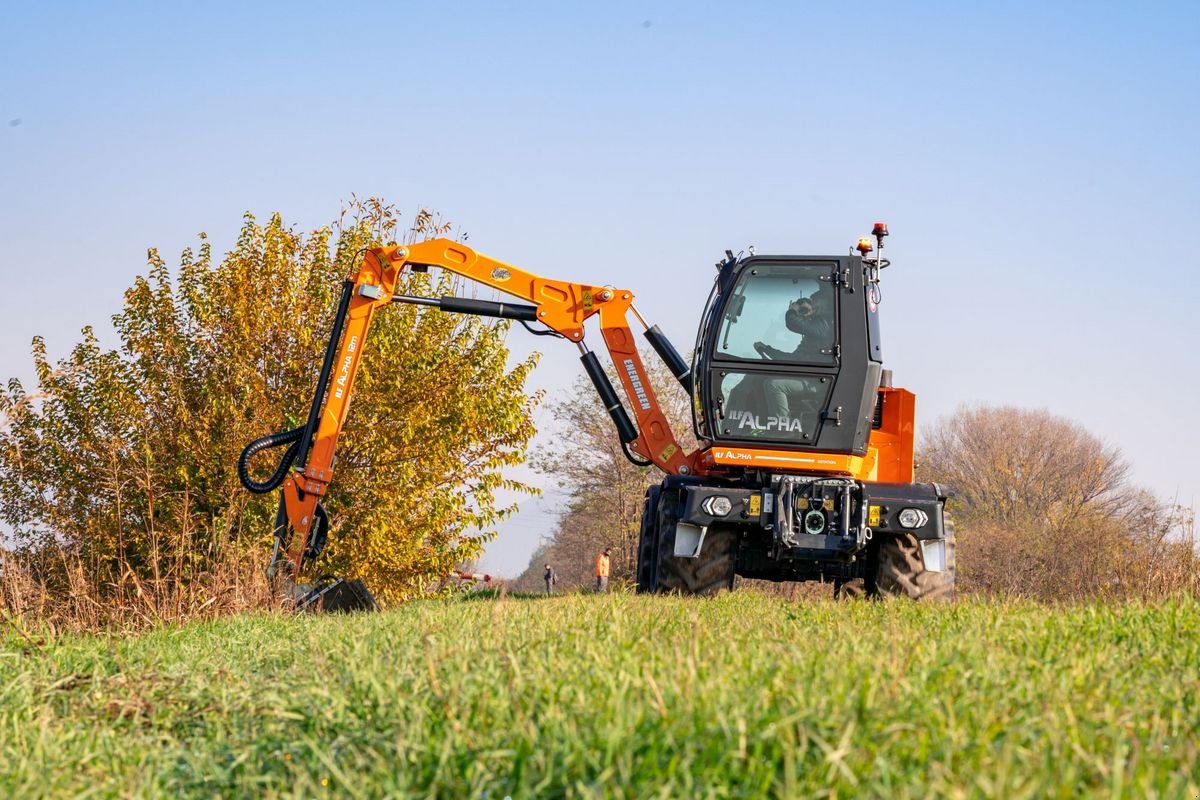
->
xmin=622 ymin=440 xmax=653 ymax=468
xmin=294 ymin=279 xmax=356 ymax=469
xmin=239 ymin=278 xmax=355 ymax=494
xmin=238 ymin=425 xmax=304 ymax=494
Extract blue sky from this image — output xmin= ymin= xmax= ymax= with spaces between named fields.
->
xmin=2 ymin=1 xmax=1198 ymax=577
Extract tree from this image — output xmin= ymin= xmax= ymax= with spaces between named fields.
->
xmin=919 ymin=405 xmax=1133 ymax=528
xmin=0 ymin=200 xmax=540 ymax=610
xmin=516 ymin=355 xmax=695 ymax=588
xmin=918 ymin=405 xmax=1195 ymax=598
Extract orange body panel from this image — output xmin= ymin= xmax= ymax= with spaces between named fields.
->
xmin=701 ymin=446 xmax=873 ymax=476
xmin=866 ymin=387 xmax=916 ymax=484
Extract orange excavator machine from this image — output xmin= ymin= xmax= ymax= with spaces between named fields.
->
xmin=239 ymin=225 xmax=954 ymax=608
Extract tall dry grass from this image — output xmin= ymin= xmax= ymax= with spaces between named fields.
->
xmin=956 ymin=511 xmax=1200 ymax=601
xmin=1 ymin=532 xmax=274 ymax=636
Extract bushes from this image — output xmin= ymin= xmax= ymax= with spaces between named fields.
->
xmin=921 ymin=405 xmax=1198 ymax=600
xmin=0 ymin=200 xmax=539 ymax=629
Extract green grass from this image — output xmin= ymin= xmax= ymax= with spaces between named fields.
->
xmin=2 ymin=595 xmax=1198 ymax=799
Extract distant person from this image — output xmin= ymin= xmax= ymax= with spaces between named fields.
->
xmin=543 ymin=563 xmax=557 ymax=595
xmin=595 ymin=548 xmax=611 ymax=593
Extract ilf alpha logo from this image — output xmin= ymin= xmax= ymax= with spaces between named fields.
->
xmin=726 ymin=409 xmax=804 ymax=434
xmin=333 ymin=335 xmax=359 ymax=400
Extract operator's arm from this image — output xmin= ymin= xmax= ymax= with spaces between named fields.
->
xmin=753 ymin=341 xmax=792 ymax=360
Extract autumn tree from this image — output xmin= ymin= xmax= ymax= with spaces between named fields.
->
xmin=919 ymin=406 xmax=1134 ymax=528
xmin=516 ymin=355 xmax=695 ymax=589
xmin=918 ymin=405 xmax=1196 ymax=598
xmin=0 ymin=200 xmax=539 ymax=613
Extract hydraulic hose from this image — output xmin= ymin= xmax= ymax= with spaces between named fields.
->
xmin=241 ymin=278 xmax=356 ymax=495
xmin=237 ymin=425 xmax=304 ymax=494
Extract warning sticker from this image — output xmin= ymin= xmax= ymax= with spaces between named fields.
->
xmin=748 ymin=495 xmax=762 ymax=516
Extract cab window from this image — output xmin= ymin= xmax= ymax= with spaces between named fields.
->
xmin=718 ymin=371 xmax=829 ymax=443
xmin=716 ymin=264 xmax=836 ymax=366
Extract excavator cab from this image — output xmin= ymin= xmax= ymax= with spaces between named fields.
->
xmin=692 ymin=254 xmax=883 ymax=456
xmin=624 ymin=232 xmax=954 ymax=599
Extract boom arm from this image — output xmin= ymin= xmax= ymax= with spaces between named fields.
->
xmin=241 ymin=239 xmax=699 ymax=575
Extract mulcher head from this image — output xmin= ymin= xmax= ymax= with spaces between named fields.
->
xmin=293 ymin=578 xmax=378 ymax=613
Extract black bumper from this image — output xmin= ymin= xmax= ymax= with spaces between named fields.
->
xmin=670 ymin=477 xmax=948 ymax=564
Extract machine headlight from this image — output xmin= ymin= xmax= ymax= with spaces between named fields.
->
xmin=897 ymin=508 xmax=929 ymax=529
xmin=702 ymin=495 xmax=733 ymax=517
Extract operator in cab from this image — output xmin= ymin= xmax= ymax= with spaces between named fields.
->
xmin=751 ymin=286 xmax=833 ymax=361
xmin=750 ymin=285 xmax=835 ymax=427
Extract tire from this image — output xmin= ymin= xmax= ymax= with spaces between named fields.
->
xmin=635 ymin=485 xmax=662 ymax=594
xmin=874 ymin=511 xmax=957 ymax=601
xmin=654 ymin=490 xmax=737 ymax=596
xmin=834 ymin=574 xmax=871 ymax=599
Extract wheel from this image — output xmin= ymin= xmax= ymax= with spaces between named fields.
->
xmin=833 ymin=541 xmax=879 ymax=599
xmin=654 ymin=489 xmax=737 ymax=596
xmin=635 ymin=485 xmax=662 ymax=593
xmin=874 ymin=510 xmax=957 ymax=601
xmin=833 ymin=571 xmax=873 ymax=599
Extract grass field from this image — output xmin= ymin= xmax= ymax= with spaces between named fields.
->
xmin=2 ymin=594 xmax=1198 ymax=799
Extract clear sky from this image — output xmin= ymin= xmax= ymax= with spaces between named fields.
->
xmin=2 ymin=1 xmax=1198 ymax=577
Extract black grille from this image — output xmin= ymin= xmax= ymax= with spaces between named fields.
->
xmin=871 ymin=391 xmax=885 ymax=429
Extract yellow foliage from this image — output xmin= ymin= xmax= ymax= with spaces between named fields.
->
xmin=0 ymin=200 xmax=539 ymax=605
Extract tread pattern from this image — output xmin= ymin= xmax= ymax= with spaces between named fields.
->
xmin=635 ymin=486 xmax=661 ymax=594
xmin=654 ymin=491 xmax=737 ymax=596
xmin=875 ymin=512 xmax=957 ymax=601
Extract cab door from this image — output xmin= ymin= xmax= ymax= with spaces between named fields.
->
xmin=699 ymin=255 xmax=879 ymax=456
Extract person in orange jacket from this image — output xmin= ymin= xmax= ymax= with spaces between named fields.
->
xmin=595 ymin=547 xmax=611 ymax=593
